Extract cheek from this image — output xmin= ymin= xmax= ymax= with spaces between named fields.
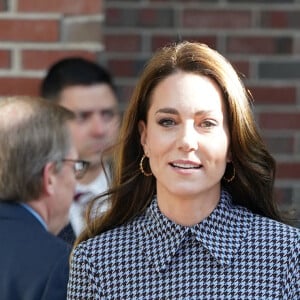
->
xmin=213 ymin=141 xmax=230 ymax=162
xmin=147 ymin=132 xmax=173 ymax=157
xmin=201 ymin=134 xmax=229 ymax=160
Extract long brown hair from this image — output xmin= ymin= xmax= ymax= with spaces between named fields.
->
xmin=77 ymin=41 xmax=281 ymax=245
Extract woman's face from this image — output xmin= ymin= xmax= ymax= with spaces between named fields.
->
xmin=139 ymin=71 xmax=230 ymax=202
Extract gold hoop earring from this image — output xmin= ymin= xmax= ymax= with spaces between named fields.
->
xmin=139 ymin=154 xmax=152 ymax=176
xmin=223 ymin=162 xmax=235 ymax=183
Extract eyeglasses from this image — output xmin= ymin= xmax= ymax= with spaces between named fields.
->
xmin=61 ymin=159 xmax=90 ymax=179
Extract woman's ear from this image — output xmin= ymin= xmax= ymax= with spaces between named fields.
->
xmin=138 ymin=120 xmax=147 ymax=150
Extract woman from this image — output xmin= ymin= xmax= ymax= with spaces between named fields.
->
xmin=67 ymin=42 xmax=299 ymax=299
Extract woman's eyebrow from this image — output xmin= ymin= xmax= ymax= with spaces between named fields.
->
xmin=155 ymin=108 xmax=213 ymax=116
xmin=155 ymin=107 xmax=178 ymax=115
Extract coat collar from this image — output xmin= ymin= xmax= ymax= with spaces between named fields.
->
xmin=138 ymin=189 xmax=253 ymax=272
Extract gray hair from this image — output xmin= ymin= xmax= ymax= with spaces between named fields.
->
xmin=0 ymin=96 xmax=75 ymax=202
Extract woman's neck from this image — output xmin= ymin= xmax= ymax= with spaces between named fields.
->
xmin=156 ymin=188 xmax=221 ymax=226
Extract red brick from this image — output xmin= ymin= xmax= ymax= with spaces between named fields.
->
xmin=138 ymin=8 xmax=173 ymax=27
xmin=22 ymin=50 xmax=97 ymax=70
xmin=249 ymin=86 xmax=296 ymax=105
xmin=186 ymin=36 xmax=217 ymax=49
xmin=182 ymin=10 xmax=252 ymax=28
xmin=261 ymin=11 xmax=289 ymax=28
xmin=17 ymin=0 xmax=102 ymax=15
xmin=104 ymin=35 xmax=141 ymax=52
xmin=227 ymin=36 xmax=292 ymax=54
xmin=105 ymin=8 xmax=123 ymax=26
xmin=0 ymin=20 xmax=58 ymax=42
xmin=0 ymin=50 xmax=11 ymax=68
xmin=261 ymin=11 xmax=300 ymax=29
xmin=152 ymin=35 xmax=217 ymax=52
xmin=231 ymin=60 xmax=250 ymax=78
xmin=151 ymin=36 xmax=178 ymax=51
xmin=106 ymin=8 xmax=173 ymax=27
xmin=277 ymin=162 xmax=300 ymax=179
xmin=140 ymin=9 xmax=159 ymax=26
xmin=0 ymin=77 xmax=40 ymax=96
xmin=184 ymin=36 xmax=217 ymax=49
xmin=259 ymin=112 xmax=300 ymax=130
xmin=108 ymin=59 xmax=138 ymax=77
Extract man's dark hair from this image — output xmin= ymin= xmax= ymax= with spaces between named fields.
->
xmin=40 ymin=57 xmax=115 ymax=101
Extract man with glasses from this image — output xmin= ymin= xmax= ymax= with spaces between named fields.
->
xmin=41 ymin=57 xmax=121 ymax=244
xmin=0 ymin=96 xmax=89 ymax=299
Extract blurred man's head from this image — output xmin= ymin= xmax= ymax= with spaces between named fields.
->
xmin=41 ymin=58 xmax=120 ymax=171
xmin=0 ymin=96 xmax=85 ymax=234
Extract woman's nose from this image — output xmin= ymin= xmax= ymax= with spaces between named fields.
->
xmin=177 ymin=123 xmax=198 ymax=152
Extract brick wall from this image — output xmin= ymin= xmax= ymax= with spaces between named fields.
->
xmin=0 ymin=0 xmax=103 ymax=96
xmin=0 ymin=0 xmax=299 ymax=223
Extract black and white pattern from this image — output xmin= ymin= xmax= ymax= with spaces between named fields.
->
xmin=67 ymin=190 xmax=300 ymax=299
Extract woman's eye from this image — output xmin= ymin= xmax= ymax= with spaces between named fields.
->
xmin=158 ymin=118 xmax=176 ymax=127
xmin=200 ymin=120 xmax=216 ymax=128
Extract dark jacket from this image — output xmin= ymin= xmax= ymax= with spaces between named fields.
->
xmin=0 ymin=201 xmax=71 ymax=300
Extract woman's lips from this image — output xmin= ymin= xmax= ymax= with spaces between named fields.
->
xmin=169 ymin=161 xmax=202 ymax=169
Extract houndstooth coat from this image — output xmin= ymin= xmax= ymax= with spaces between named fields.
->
xmin=67 ymin=189 xmax=300 ymax=300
